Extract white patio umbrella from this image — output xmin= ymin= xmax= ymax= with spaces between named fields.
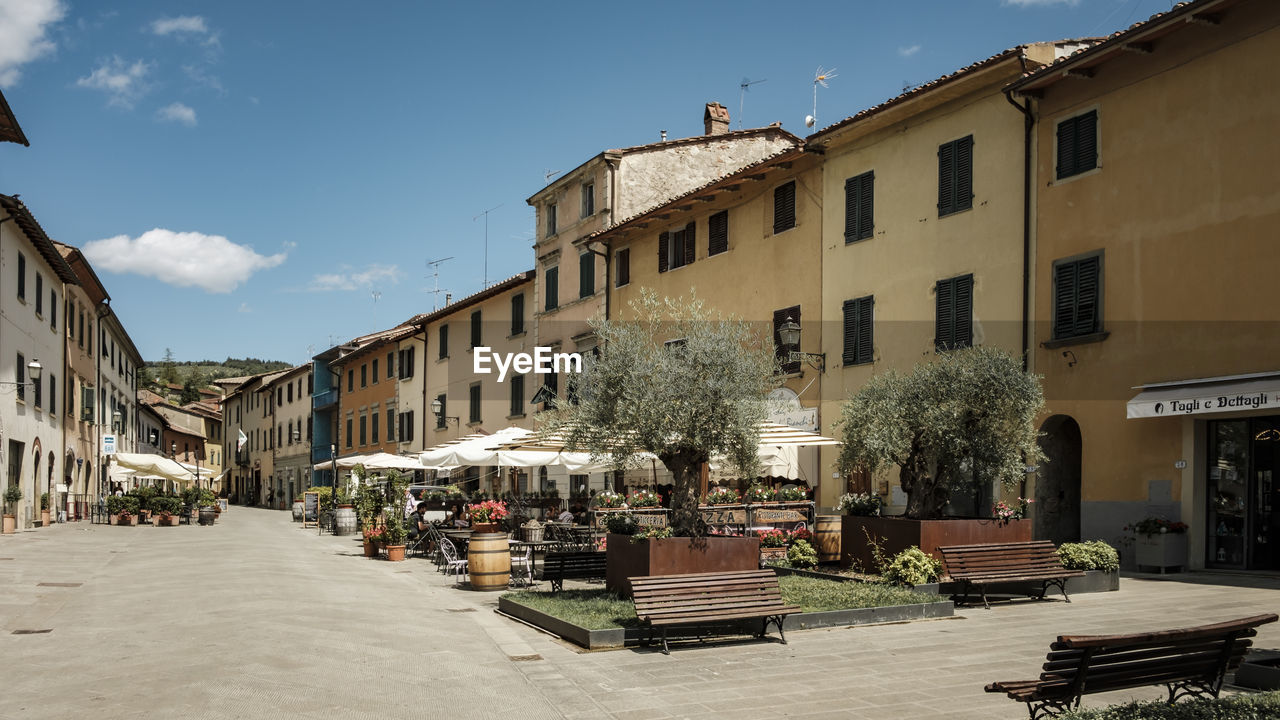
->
xmin=111 ymin=453 xmax=197 ymax=485
xmin=312 ymin=451 xmax=430 ymax=472
xmin=417 ymin=427 xmax=535 ymax=468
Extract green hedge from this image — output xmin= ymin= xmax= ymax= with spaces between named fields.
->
xmin=1060 ymin=691 xmax=1280 ymax=719
xmin=1058 ymin=540 xmax=1120 ymax=572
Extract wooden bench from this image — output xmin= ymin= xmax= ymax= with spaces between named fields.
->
xmin=630 ymin=570 xmax=800 ymax=655
xmin=542 ymin=551 xmax=607 ymax=592
xmin=986 ymin=613 xmax=1278 ymax=719
xmin=939 ymin=540 xmax=1085 ymax=608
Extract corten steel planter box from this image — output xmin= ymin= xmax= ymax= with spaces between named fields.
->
xmin=841 ymin=516 xmax=1031 ymax=570
xmin=605 ymin=534 xmax=760 ymax=596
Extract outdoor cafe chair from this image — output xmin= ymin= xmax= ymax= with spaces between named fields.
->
xmin=438 ymin=538 xmax=468 ymax=585
xmin=509 ymin=543 xmax=534 ymax=588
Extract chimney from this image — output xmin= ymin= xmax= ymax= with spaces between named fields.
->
xmin=445 ymin=293 xmax=452 ymax=305
xmin=704 ymin=102 xmax=730 ymax=135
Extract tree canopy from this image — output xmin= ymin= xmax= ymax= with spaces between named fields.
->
xmin=835 ymin=346 xmax=1045 ymax=519
xmin=545 ymin=291 xmax=778 ymax=536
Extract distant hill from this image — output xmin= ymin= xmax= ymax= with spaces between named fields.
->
xmin=141 ymin=356 xmax=294 ymax=390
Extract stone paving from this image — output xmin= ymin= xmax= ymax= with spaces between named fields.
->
xmin=2 ymin=508 xmax=1279 ymax=720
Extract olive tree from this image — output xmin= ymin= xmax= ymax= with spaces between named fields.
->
xmin=836 ymin=346 xmax=1045 ymax=520
xmin=544 ymin=291 xmax=777 ymax=537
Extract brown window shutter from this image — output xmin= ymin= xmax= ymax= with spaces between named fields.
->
xmin=658 ymin=231 xmax=669 ymax=273
xmin=683 ymin=222 xmax=695 ymax=266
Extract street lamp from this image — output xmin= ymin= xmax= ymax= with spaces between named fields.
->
xmin=1 ymin=359 xmax=41 ymax=392
xmin=430 ymin=398 xmax=459 ymax=426
xmin=778 ymin=316 xmax=825 ymax=373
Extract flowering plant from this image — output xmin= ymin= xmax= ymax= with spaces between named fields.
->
xmin=838 ymin=492 xmax=881 ymax=516
xmin=117 ymin=510 xmax=133 ymax=521
xmin=757 ymin=529 xmax=788 ymax=548
xmin=466 ymin=500 xmax=509 ymax=524
xmin=364 ymin=526 xmax=386 ymax=543
xmin=593 ymin=490 xmax=624 ymax=509
xmin=789 ymin=527 xmax=812 ymax=543
xmin=777 ymin=486 xmax=808 ymax=502
xmin=627 ymin=489 xmax=660 ymax=508
xmin=745 ymin=484 xmax=776 ymax=504
xmin=1127 ymin=517 xmax=1188 ymax=536
xmin=992 ymin=497 xmax=1032 ymax=525
xmin=632 ymin=526 xmax=673 ymax=541
xmin=704 ymin=487 xmax=740 ymax=505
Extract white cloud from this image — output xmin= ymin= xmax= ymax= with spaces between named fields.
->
xmin=237 ymin=303 xmax=252 ymax=314
xmin=157 ymin=102 xmax=197 ymax=126
xmin=76 ymin=56 xmax=153 ymax=108
xmin=308 ymin=264 xmax=401 ymax=292
xmin=182 ymin=64 xmax=224 ymax=94
xmin=898 ymin=44 xmax=921 ymax=57
xmin=149 ymin=16 xmax=207 ymax=35
xmin=0 ymin=0 xmax=66 ymax=87
xmin=1002 ymin=0 xmax=1079 ymax=6
xmin=82 ymin=229 xmax=286 ymax=293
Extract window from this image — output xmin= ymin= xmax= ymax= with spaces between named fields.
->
xmin=398 ymin=346 xmax=415 ymax=379
xmin=78 ymin=311 xmax=84 ymax=348
xmin=87 ymin=321 xmax=92 ymax=354
xmin=360 ymin=364 xmax=367 ymax=387
xmin=469 ymin=383 xmax=481 ymax=424
xmin=510 ymin=374 xmax=524 ymax=417
xmin=359 ymin=415 xmax=367 ymax=446
xmin=708 ymin=210 xmax=729 ymax=256
xmin=842 ymin=296 xmax=875 ymax=366
xmin=371 ymin=412 xmax=379 ymax=444
xmin=579 ymin=251 xmax=594 ymax=298
xmin=1052 ymin=252 xmax=1103 ymax=340
xmin=49 ymin=374 xmax=55 ymax=415
xmin=544 ymin=266 xmax=558 ymax=310
xmin=16 ymin=252 xmax=25 ymax=301
xmin=581 ymin=182 xmax=595 ymax=217
xmin=773 ymin=306 xmax=801 ymax=375
xmin=346 ymin=417 xmax=353 ymax=448
xmin=435 ymin=394 xmax=447 ymax=429
xmin=398 ymin=411 xmax=415 ymax=442
xmin=938 ymin=135 xmax=974 ymax=217
xmin=773 ymin=181 xmax=796 ymax=234
xmin=547 ymin=203 xmax=557 ymax=236
xmin=935 ymin=274 xmax=974 ymax=350
xmin=1056 ymin=110 xmax=1098 ymax=180
xmin=347 ymin=369 xmax=353 ymax=392
xmin=470 ymin=310 xmax=482 ymax=348
xmin=371 ymin=359 xmax=379 ymax=384
xmin=844 ymin=171 xmax=874 ymax=242
xmin=287 ymin=383 xmax=293 ymax=403
xmin=386 ymin=351 xmax=394 ymax=379
xmin=15 ymin=352 xmax=24 ymax=402
xmin=66 ymin=376 xmax=73 ymax=415
xmin=658 ymin=222 xmax=695 ymax=272
xmin=439 ymin=324 xmax=449 ymax=358
xmin=287 ymin=421 xmax=293 ymax=445
xmin=510 ymin=293 xmax=524 ymax=335
xmin=35 ymin=273 xmax=43 ymax=315
xmin=615 ymin=248 xmax=630 ymax=287
xmin=386 ymin=408 xmax=394 ymax=442
xmin=307 ymin=417 xmax=312 ymax=440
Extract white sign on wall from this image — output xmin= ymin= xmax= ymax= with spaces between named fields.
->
xmin=767 ymin=388 xmax=818 ymax=432
xmin=103 ymin=435 xmax=117 ymax=455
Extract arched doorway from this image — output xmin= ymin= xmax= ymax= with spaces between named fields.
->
xmin=30 ymin=440 xmax=42 ymax=527
xmin=1035 ymin=415 xmax=1082 ymax=545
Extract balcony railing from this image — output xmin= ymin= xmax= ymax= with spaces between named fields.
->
xmin=312 ymin=388 xmax=338 ymax=410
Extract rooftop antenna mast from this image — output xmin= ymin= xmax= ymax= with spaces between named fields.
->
xmin=738 ymin=77 xmax=767 ymax=129
xmin=371 ymin=289 xmax=382 ymax=328
xmin=473 ymin=204 xmax=503 ymax=289
xmin=426 ymin=257 xmax=454 ymax=310
xmin=805 ymin=65 xmax=837 ymax=129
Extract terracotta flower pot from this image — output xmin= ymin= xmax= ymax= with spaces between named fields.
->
xmin=385 ymin=544 xmax=406 ymax=562
xmin=40 ymin=510 xmax=51 ymax=527
xmin=364 ymin=539 xmax=379 ymax=557
xmin=2 ymin=514 xmax=14 ymax=534
xmin=472 ymin=522 xmax=499 ymax=533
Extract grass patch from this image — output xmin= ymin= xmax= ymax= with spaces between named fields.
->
xmin=502 ymin=575 xmax=945 ymax=630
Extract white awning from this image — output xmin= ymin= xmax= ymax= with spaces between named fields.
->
xmin=1127 ymin=372 xmax=1280 ymax=419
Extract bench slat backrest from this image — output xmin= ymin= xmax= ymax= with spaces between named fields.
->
xmin=631 ymin=570 xmax=788 ymax=620
xmin=1036 ymin=614 xmax=1277 ymax=696
xmin=544 ymin=551 xmax=606 ymax=576
xmin=940 ymin=541 xmax=1064 ymax=577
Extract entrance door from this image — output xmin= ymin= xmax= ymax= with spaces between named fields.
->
xmin=1206 ymin=417 xmax=1280 ymax=569
xmin=1035 ymin=415 xmax=1082 ymax=545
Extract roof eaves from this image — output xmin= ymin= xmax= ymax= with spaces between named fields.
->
xmin=0 ymin=88 xmax=29 ymax=146
xmin=0 ymin=195 xmax=79 ymax=284
xmin=415 ymin=270 xmax=536 ymax=326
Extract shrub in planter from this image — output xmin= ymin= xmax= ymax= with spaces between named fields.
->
xmin=1057 ymin=690 xmax=1280 ymax=719
xmin=745 ymin=484 xmax=776 ymax=504
xmin=882 ymin=546 xmax=942 ymax=587
xmin=40 ymin=492 xmax=49 ymax=511
xmin=704 ymin=487 xmax=740 ymax=505
xmin=381 ymin=515 xmax=407 ymax=546
xmin=626 ymin=489 xmax=660 ymax=508
xmin=593 ymin=490 xmax=624 ymax=509
xmin=787 ymin=539 xmax=819 ymax=568
xmin=633 ymin=526 xmax=673 ymax=541
xmin=757 ymin=529 xmax=787 ymax=548
xmin=837 ymin=492 xmax=881 ymax=516
xmin=789 ymin=527 xmax=813 ymax=544
xmin=106 ymin=495 xmax=129 ymax=516
xmin=603 ymin=513 xmax=639 ymax=536
xmin=778 ymin=486 xmax=808 ymax=502
xmin=149 ymin=496 xmax=181 ymax=515
xmin=1058 ymin=540 xmax=1120 ymax=572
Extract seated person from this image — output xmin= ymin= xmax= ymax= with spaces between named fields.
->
xmin=449 ymin=503 xmax=469 ymax=528
xmin=557 ymin=506 xmax=575 ymax=523
xmin=408 ymin=502 xmax=430 ymax=540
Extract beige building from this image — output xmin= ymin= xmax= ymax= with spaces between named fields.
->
xmin=263 ymin=364 xmax=310 ymax=505
xmin=395 ymin=324 xmax=427 ymax=454
xmin=53 ymin=242 xmax=107 ymax=516
xmin=526 ymin=104 xmax=801 ymax=404
xmin=1007 ymin=0 xmax=1280 ymax=567
xmin=806 ymin=43 xmax=1083 ymax=511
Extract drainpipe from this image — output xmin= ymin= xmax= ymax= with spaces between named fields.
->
xmin=1004 ymin=88 xmax=1034 ymax=372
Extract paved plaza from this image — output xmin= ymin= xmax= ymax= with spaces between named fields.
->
xmin=2 ymin=509 xmax=1279 ymax=719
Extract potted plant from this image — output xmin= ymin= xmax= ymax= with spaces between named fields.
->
xmin=1127 ymin=517 xmax=1188 ymax=573
xmin=837 ymin=492 xmax=881 ymax=517
xmin=467 ymin=500 xmax=509 ymax=532
xmin=757 ymin=528 xmax=788 ymax=562
xmin=116 ymin=509 xmax=137 ymax=526
xmin=626 ymin=489 xmax=660 ymax=508
xmin=3 ymin=484 xmax=21 ymax=534
xmin=363 ymin=526 xmax=384 ymax=557
xmin=744 ymin=484 xmax=776 ymax=504
xmin=777 ymin=486 xmax=808 ymax=503
xmin=593 ymin=490 xmax=624 ymax=509
xmin=787 ymin=539 xmax=819 ymax=569
xmin=992 ymin=497 xmax=1032 ymax=526
xmin=1055 ymin=541 xmax=1121 ymax=593
xmin=381 ymin=521 xmax=407 ymax=561
xmin=704 ymin=487 xmax=740 ymax=506
xmin=150 ymin=496 xmax=181 ymax=526
xmin=39 ymin=492 xmax=50 ymax=527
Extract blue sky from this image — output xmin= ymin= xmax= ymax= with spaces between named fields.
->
xmin=0 ymin=0 xmax=1175 ymax=365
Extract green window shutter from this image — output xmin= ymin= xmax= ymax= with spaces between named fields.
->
xmin=616 ymin=248 xmax=630 ymax=287
xmin=1057 ymin=110 xmax=1098 ymax=179
xmin=938 ymin=143 xmax=955 ymax=216
xmin=842 ymin=296 xmax=875 ymax=365
xmin=1053 ymin=254 xmax=1102 ymax=339
xmin=935 ymin=278 xmax=954 ymax=350
xmin=510 ymin=374 xmax=524 ymax=416
xmin=773 ymin=182 xmax=796 ymax=234
xmin=1055 ymin=115 xmax=1076 ymax=179
xmin=857 ymin=297 xmax=874 ymax=364
xmin=439 ymin=324 xmax=448 ymax=358
xmin=1053 ymin=261 xmax=1078 ymax=338
xmin=470 ymin=310 xmax=481 ymax=348
xmin=954 ymin=274 xmax=973 ymax=348
xmin=511 ymin=293 xmax=524 ymax=335
xmin=955 ymin=136 xmax=973 ymax=212
xmin=938 ymin=137 xmax=973 ymax=216
xmin=858 ymin=172 xmax=874 ymax=240
xmin=579 ymin=252 xmax=594 ymax=298
xmin=683 ymin=221 xmax=696 ymax=266
xmin=708 ymin=211 xmax=728 ymax=255
xmin=544 ymin=267 xmax=558 ymax=309
xmin=658 ymin=232 xmax=669 ymax=273
xmin=845 ymin=171 xmax=874 ymax=242
xmin=469 ymin=385 xmax=481 ymax=423
xmin=842 ymin=300 xmax=858 ymax=365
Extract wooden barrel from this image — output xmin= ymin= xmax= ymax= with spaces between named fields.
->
xmin=815 ymin=516 xmax=842 ymax=564
xmin=198 ymin=508 xmax=217 ymax=526
xmin=467 ymin=532 xmax=511 ymax=591
xmin=333 ymin=506 xmax=357 ymax=536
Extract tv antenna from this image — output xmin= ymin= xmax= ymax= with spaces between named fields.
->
xmin=426 ymin=257 xmax=453 ymax=310
xmin=544 ymin=169 xmax=561 ymax=183
xmin=474 ymin=204 xmax=503 ymax=288
xmin=806 ymin=65 xmax=837 ymax=129
xmin=371 ymin=290 xmax=382 ymax=328
xmin=738 ymin=77 xmax=767 ymax=129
